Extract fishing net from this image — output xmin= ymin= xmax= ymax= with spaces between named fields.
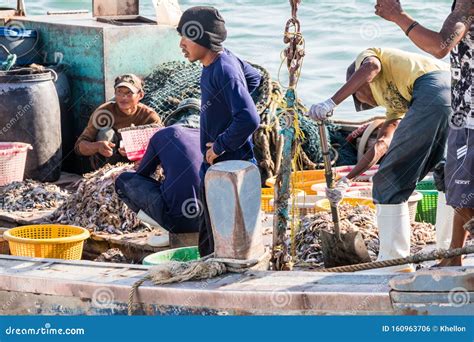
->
xmin=142 ymin=61 xmax=272 ymax=121
xmin=141 ymin=61 xmax=357 ymax=179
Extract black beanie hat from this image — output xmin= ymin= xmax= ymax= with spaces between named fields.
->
xmin=177 ymin=6 xmax=227 ymax=52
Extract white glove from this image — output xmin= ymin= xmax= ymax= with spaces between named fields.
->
xmin=326 ymin=176 xmax=351 ymax=205
xmin=307 ymin=98 xmax=337 ymax=121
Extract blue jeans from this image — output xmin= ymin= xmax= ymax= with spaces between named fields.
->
xmin=115 ymin=172 xmax=200 ymax=234
xmin=372 ymin=71 xmax=451 ymax=204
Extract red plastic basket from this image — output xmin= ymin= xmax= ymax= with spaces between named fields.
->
xmin=119 ymin=125 xmax=161 ymax=161
xmin=0 ymin=142 xmax=32 ymax=186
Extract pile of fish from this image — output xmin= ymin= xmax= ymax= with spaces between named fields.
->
xmin=94 ymin=248 xmax=128 ymax=263
xmin=295 ymin=204 xmax=435 ymax=265
xmin=49 ymin=164 xmax=149 ymax=234
xmin=0 ymin=180 xmax=69 ymax=212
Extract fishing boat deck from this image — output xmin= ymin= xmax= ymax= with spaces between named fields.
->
xmin=0 ymin=254 xmax=472 ymax=315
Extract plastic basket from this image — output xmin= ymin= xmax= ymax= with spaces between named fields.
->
xmin=408 ymin=191 xmax=423 ymax=223
xmin=261 ymin=188 xmax=304 ymax=213
xmin=415 ymin=180 xmax=438 ymax=224
xmin=0 ymin=142 xmax=32 ymax=186
xmin=119 ymin=125 xmax=161 ymax=161
xmin=335 ymin=165 xmax=379 ymax=181
xmin=3 ymin=224 xmax=90 ymax=260
xmin=316 ymin=197 xmax=376 ymax=211
xmin=311 ymin=181 xmax=372 ymax=196
xmin=415 ymin=190 xmax=438 ymax=224
xmin=270 ymin=194 xmax=326 ymax=216
xmin=416 ymin=179 xmax=436 ymax=191
xmin=265 ymin=170 xmax=327 ymax=194
xmin=143 ymin=246 xmax=200 ymax=265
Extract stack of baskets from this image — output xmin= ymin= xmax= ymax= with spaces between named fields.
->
xmin=265 ymin=170 xmax=326 ymax=195
xmin=415 ymin=179 xmax=438 ymax=224
xmin=261 ymin=188 xmax=305 ymax=213
xmin=0 ymin=142 xmax=32 ymax=186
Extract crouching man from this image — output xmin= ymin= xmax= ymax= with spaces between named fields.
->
xmin=115 ymin=102 xmax=202 ymax=247
xmin=75 ymin=74 xmax=162 ymax=170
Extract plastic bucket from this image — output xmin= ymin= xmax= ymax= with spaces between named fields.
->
xmin=143 ymin=246 xmax=200 ymax=265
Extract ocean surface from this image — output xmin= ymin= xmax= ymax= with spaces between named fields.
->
xmin=16 ymin=0 xmax=452 ymax=119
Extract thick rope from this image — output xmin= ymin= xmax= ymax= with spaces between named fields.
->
xmin=309 ymin=245 xmax=474 ymax=273
xmin=127 ymin=254 xmax=271 ymax=315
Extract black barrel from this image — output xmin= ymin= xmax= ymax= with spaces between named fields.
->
xmin=0 ymin=69 xmax=62 ymax=181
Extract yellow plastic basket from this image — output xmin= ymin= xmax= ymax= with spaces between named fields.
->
xmin=261 ymin=188 xmax=304 ymax=213
xmin=265 ymin=170 xmax=327 ymax=195
xmin=315 ymin=197 xmax=376 ymax=211
xmin=4 ymin=224 xmax=90 ymax=260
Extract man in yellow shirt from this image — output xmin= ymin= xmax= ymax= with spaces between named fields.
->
xmin=307 ymin=47 xmax=451 ymax=271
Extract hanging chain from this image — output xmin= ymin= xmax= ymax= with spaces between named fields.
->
xmin=284 ymin=0 xmax=305 ymax=87
xmin=272 ymin=0 xmax=306 ymax=271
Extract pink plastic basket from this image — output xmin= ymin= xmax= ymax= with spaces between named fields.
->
xmin=0 ymin=142 xmax=32 ymax=186
xmin=119 ymin=125 xmax=161 ymax=161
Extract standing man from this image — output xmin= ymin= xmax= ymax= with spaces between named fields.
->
xmin=376 ymin=0 xmax=473 ymax=266
xmin=177 ymin=6 xmax=261 ymax=256
xmin=307 ymin=47 xmax=451 ymax=271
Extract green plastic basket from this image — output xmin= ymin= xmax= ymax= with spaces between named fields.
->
xmin=143 ymin=246 xmax=200 ymax=265
xmin=416 ymin=179 xmax=436 ymax=191
xmin=415 ymin=179 xmax=438 ymax=224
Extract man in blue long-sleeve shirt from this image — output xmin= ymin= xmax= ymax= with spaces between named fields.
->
xmin=115 ymin=112 xmax=202 ymax=243
xmin=177 ymin=6 xmax=262 ymax=256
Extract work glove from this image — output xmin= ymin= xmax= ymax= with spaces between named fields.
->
xmin=433 ymin=161 xmax=446 ymax=193
xmin=326 ymin=176 xmax=351 ymax=205
xmin=307 ymin=98 xmax=337 ymax=121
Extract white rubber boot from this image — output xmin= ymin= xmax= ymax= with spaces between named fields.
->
xmin=137 ymin=210 xmax=169 ymax=248
xmin=435 ymin=192 xmax=454 ymax=250
xmin=363 ymin=203 xmax=414 ymax=273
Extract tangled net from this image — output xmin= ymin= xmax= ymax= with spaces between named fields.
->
xmin=141 ymin=61 xmax=357 ymax=183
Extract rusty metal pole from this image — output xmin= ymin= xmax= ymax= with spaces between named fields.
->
xmin=271 ymin=0 xmax=305 ymax=270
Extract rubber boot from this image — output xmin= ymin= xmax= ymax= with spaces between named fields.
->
xmin=363 ymin=203 xmax=414 ymax=273
xmin=435 ymin=192 xmax=454 ymax=250
xmin=137 ymin=210 xmax=169 ymax=248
